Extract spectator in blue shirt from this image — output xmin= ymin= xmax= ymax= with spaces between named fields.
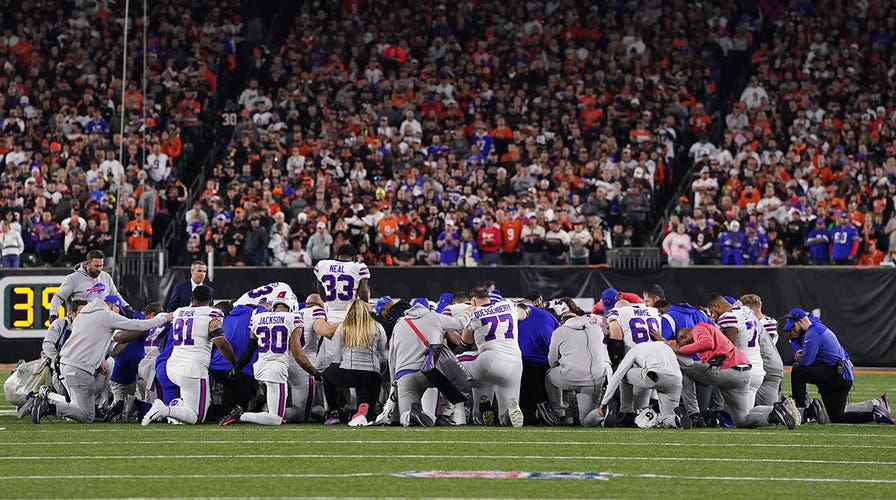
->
xmin=829 ymin=212 xmax=859 ymax=265
xmin=718 ymin=220 xmax=746 ymax=265
xmin=783 ymin=308 xmax=893 ymax=424
xmin=805 ymin=218 xmax=831 ymax=265
xmin=436 ymin=219 xmax=460 ymax=265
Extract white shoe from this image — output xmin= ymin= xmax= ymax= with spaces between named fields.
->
xmin=782 ymin=396 xmax=802 ymax=426
xmin=348 ymin=414 xmax=369 ymax=427
xmin=506 ymin=398 xmax=524 ymax=427
xmin=141 ymin=399 xmax=168 ymax=426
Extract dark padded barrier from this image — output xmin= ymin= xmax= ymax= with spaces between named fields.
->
xmin=3 ymin=267 xmax=894 ymax=366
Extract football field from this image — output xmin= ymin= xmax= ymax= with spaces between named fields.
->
xmin=1 ymin=371 xmax=895 ymax=499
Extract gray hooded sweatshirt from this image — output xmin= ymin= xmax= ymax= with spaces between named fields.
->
xmin=50 ymin=262 xmax=126 ymax=314
xmin=60 ymin=299 xmax=168 ymax=374
xmin=547 ymin=316 xmax=610 ymax=386
xmin=389 ymin=304 xmax=472 ymax=379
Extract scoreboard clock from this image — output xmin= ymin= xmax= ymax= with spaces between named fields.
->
xmin=0 ymin=275 xmax=66 ymax=339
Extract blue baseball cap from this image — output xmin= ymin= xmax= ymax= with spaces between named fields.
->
xmin=104 ymin=294 xmax=126 ymax=310
xmin=436 ymin=292 xmax=453 ymax=313
xmin=411 ymin=298 xmax=431 ymax=309
xmin=374 ymin=296 xmax=393 ymax=315
xmin=783 ymin=308 xmax=808 ymax=331
xmin=724 ymin=295 xmax=737 ymax=305
xmin=601 ymin=288 xmax=619 ymax=308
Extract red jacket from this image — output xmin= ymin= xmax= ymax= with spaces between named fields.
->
xmin=477 ymin=226 xmax=502 ymax=253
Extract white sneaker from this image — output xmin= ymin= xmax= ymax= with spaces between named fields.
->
xmin=141 ymin=399 xmax=168 ymax=426
xmin=347 ymin=414 xmax=369 ymax=427
xmin=506 ymin=398 xmax=524 ymax=427
xmin=782 ymin=396 xmax=802 ymax=426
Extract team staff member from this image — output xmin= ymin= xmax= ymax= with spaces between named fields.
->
xmin=49 ymin=249 xmax=127 ymax=321
xmin=389 ymin=299 xmax=472 ymax=427
xmin=31 ymin=295 xmax=172 ymax=424
xmin=167 ymin=260 xmax=214 ymax=311
xmin=322 ymin=298 xmax=388 ymax=425
xmin=516 ymin=292 xmax=560 ymax=424
xmin=783 ymin=308 xmax=894 ymax=424
xmin=652 ymin=323 xmax=798 ymax=429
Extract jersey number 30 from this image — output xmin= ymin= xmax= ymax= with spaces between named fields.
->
xmin=256 ymin=325 xmax=289 ymax=354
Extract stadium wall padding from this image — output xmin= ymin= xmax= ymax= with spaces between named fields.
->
xmin=2 ymin=267 xmax=895 ymax=366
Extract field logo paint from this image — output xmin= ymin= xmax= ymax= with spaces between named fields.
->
xmin=395 ymin=471 xmax=619 ymax=480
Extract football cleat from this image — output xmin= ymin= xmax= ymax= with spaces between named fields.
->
xmin=220 ymin=405 xmax=244 ymax=426
xmin=689 ymin=412 xmax=707 ymax=428
xmin=434 ymin=414 xmax=458 ymax=426
xmin=141 ymin=399 xmax=168 ymax=426
xmin=873 ymin=405 xmax=896 ymax=425
xmin=876 ymin=393 xmax=891 ymax=414
xmin=781 ymin=396 xmax=802 ymax=426
xmin=409 ymin=402 xmax=434 ymax=427
xmin=536 ymin=401 xmax=560 ymax=426
xmin=324 ymin=410 xmax=341 ymax=425
xmin=806 ymin=399 xmax=829 ymax=424
xmin=770 ymin=402 xmax=796 ymax=430
xmin=16 ymin=392 xmax=35 ymax=419
xmin=103 ymin=399 xmax=125 ymax=423
xmin=348 ymin=403 xmax=370 ymax=427
xmin=479 ymin=396 xmax=495 ymax=426
xmin=31 ymin=386 xmax=51 ymax=424
xmin=674 ymin=406 xmax=692 ymax=429
xmin=506 ymin=398 xmax=524 ymax=428
xmin=602 ymin=399 xmax=619 ymax=428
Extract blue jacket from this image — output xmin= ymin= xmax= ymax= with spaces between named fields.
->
xmin=789 ymin=315 xmax=852 ymax=381
xmin=111 ymin=310 xmax=147 ymax=385
xmin=830 ymin=224 xmax=859 ymax=260
xmin=660 ymin=303 xmax=711 ymax=341
xmin=517 ymin=306 xmax=560 ymax=365
xmin=210 ymin=304 xmax=260 ymax=375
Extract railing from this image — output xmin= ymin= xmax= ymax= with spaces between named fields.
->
xmin=606 ymin=247 xmax=663 ymax=270
xmin=114 ymin=248 xmax=167 ymax=294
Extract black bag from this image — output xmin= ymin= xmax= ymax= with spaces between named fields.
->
xmin=406 ymin=318 xmax=472 ymax=404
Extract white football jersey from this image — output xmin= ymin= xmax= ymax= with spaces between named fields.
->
xmin=606 ymin=304 xmax=662 ymax=351
xmin=297 ymin=305 xmax=327 ymax=365
xmin=250 ymin=310 xmax=303 ymax=383
xmin=235 ymin=282 xmax=297 ymax=309
xmin=167 ymin=305 xmax=224 ymax=376
xmin=313 ymin=259 xmax=370 ymax=318
xmin=758 ymin=315 xmax=779 ymax=345
xmin=142 ymin=324 xmax=166 ymax=359
xmin=469 ymin=299 xmax=520 ymax=356
xmin=717 ymin=305 xmax=764 ymax=368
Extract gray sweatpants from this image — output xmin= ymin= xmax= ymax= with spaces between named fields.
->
xmin=57 ymin=364 xmax=106 ymax=423
xmin=678 ymin=357 xmax=775 ymax=428
xmin=396 ymin=371 xmax=438 ymax=425
xmin=545 ymin=367 xmax=606 ymax=425
xmin=755 ymin=337 xmax=784 ymax=406
xmin=623 ymin=369 xmax=683 ymax=428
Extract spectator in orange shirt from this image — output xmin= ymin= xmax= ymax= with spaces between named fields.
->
xmin=161 ymin=125 xmax=182 ymax=160
xmin=124 ymin=208 xmax=153 ymax=250
xmin=499 ymin=210 xmax=523 ymax=265
xmin=858 ymin=240 xmax=884 ymax=267
xmin=377 ymin=205 xmax=399 ymax=252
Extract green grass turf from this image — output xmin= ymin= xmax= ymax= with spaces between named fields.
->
xmin=1 ymin=370 xmax=895 ymax=499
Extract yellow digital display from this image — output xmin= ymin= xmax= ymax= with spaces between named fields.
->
xmin=1 ymin=276 xmax=67 ymax=338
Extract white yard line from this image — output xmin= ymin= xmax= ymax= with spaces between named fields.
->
xmin=637 ymin=474 xmax=896 ymax=484
xmin=0 ymin=439 xmax=891 ymax=450
xmin=0 ymin=453 xmax=893 ymax=466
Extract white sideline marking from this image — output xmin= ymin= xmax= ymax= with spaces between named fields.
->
xmin=638 ymin=474 xmax=896 ymax=484
xmin=0 ymin=439 xmax=891 ymax=450
xmin=13 ymin=427 xmax=896 ymax=439
xmin=1 ymin=454 xmax=894 ymax=466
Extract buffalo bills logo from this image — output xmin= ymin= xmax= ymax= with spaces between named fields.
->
xmin=85 ymin=282 xmax=106 ymax=297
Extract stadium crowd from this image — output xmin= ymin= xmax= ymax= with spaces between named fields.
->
xmin=671 ymin=0 xmax=896 ymax=266
xmin=1 ymin=0 xmax=763 ymax=269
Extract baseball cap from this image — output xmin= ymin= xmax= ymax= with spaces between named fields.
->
xmin=374 ymin=296 xmax=393 ymax=315
xmin=104 ymin=295 xmax=126 ymax=309
xmin=411 ymin=297 xmax=430 ymax=309
xmin=316 ymin=221 xmax=326 ymax=230
xmin=783 ymin=308 xmax=808 ymax=331
xmin=601 ymin=288 xmax=619 ymax=309
xmin=729 ymin=220 xmax=741 ymax=231
xmin=723 ymin=296 xmax=737 ymax=305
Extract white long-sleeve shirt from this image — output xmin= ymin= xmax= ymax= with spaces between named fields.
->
xmin=601 ymin=342 xmax=680 ymax=405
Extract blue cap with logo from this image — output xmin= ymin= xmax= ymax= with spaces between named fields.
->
xmin=411 ymin=298 xmax=431 ymax=309
xmin=783 ymin=308 xmax=808 ymax=331
xmin=104 ymin=294 xmax=126 ymax=310
xmin=374 ymin=296 xmax=394 ymax=315
xmin=601 ymin=288 xmax=620 ymax=309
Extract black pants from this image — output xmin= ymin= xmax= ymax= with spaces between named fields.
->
xmin=209 ymin=369 xmax=257 ymax=419
xmin=520 ymin=360 xmax=549 ymax=423
xmin=322 ymin=364 xmax=381 ymax=416
xmin=791 ymin=364 xmax=872 ymax=423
